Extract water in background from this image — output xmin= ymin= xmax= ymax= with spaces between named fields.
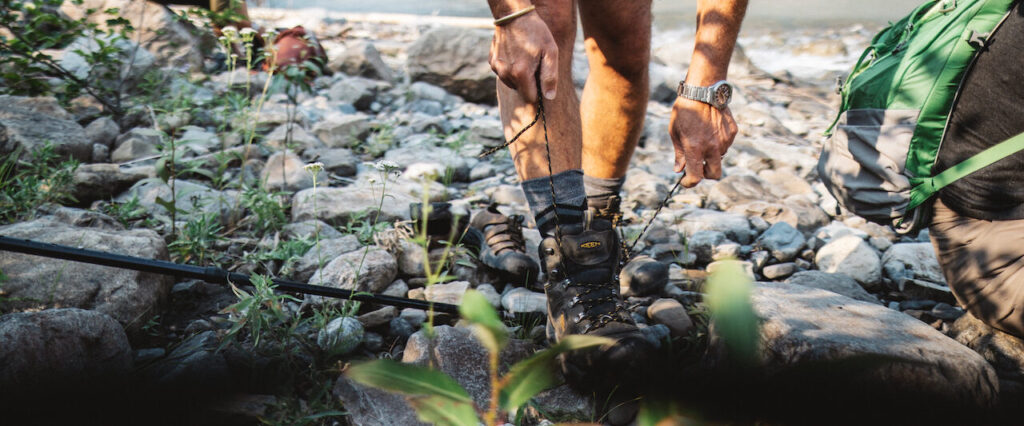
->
xmin=265 ymin=0 xmax=924 ymax=30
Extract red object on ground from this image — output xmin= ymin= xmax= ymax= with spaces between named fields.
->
xmin=266 ymin=26 xmax=329 ymax=74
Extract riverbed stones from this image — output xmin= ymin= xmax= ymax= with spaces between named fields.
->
xmin=261 ymin=151 xmax=322 ymax=192
xmin=647 ymin=298 xmax=694 ymax=337
xmin=291 ymin=185 xmax=416 ymax=225
xmin=73 ymin=163 xmax=153 ymax=204
xmin=0 ymin=219 xmax=172 ymax=332
xmin=723 ymin=282 xmax=998 ymax=410
xmin=406 ymin=27 xmax=496 ymax=104
xmin=881 ymin=243 xmax=951 ymax=301
xmin=423 ymin=281 xmax=470 ymax=305
xmin=318 ymin=316 xmax=364 ymax=355
xmin=0 ymin=308 xmax=132 ymax=393
xmin=293 ymin=235 xmax=363 ymax=282
xmin=678 ymin=209 xmax=755 ymax=244
xmin=328 ymin=40 xmax=394 ymax=81
xmin=333 ymin=376 xmax=426 ymax=426
xmin=312 ymin=112 xmax=372 ymax=148
xmin=815 ymin=235 xmax=882 ymax=289
xmin=0 ymin=95 xmax=92 ymax=162
xmin=754 ymin=221 xmax=805 ymax=262
xmin=785 ymin=270 xmax=880 ymax=304
xmin=502 ymin=287 xmax=547 ymax=314
xmin=309 ymin=246 xmax=397 ymax=294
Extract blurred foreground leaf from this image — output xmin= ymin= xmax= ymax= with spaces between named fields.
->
xmin=705 ymin=260 xmax=760 ymax=364
xmin=407 ymin=395 xmax=480 ymax=426
xmin=459 ymin=290 xmax=508 ymax=353
xmin=499 ymin=334 xmax=612 ymax=411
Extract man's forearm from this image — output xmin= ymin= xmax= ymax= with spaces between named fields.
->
xmin=687 ymin=0 xmax=749 ymax=85
xmin=487 ymin=0 xmax=534 ymax=19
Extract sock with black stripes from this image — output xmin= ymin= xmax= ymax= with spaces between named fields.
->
xmin=583 ymin=174 xmax=626 ymax=209
xmin=521 ymin=169 xmax=586 ymax=237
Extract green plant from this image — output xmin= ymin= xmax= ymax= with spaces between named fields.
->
xmin=0 ymin=144 xmax=79 ymax=224
xmin=347 ymin=290 xmax=612 ymax=426
xmin=0 ymin=0 xmax=133 ymax=114
xmin=243 ymin=237 xmax=313 ymax=278
xmin=101 ymin=194 xmax=147 ymax=227
xmin=220 ymin=273 xmax=303 ymax=350
xmin=361 ymin=123 xmax=397 ymax=157
xmin=341 ymin=209 xmax=391 ymax=246
xmin=240 ymin=184 xmax=289 ymax=234
xmin=705 ymin=260 xmax=759 ymax=365
xmin=168 ymin=213 xmax=224 ymax=265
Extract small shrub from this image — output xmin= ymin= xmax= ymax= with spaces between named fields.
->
xmin=0 ymin=144 xmax=79 ymax=224
xmin=168 ymin=213 xmax=223 ymax=265
xmin=240 ymin=184 xmax=289 ymax=234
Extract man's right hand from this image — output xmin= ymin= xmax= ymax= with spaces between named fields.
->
xmin=489 ymin=5 xmax=559 ymax=103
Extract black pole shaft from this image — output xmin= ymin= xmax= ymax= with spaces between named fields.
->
xmin=0 ymin=235 xmax=459 ymax=314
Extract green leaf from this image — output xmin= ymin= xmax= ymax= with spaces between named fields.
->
xmin=705 ymin=260 xmax=760 ymax=365
xmin=459 ymin=290 xmax=507 ymax=353
xmin=346 ymin=359 xmax=472 ymax=403
xmin=499 ymin=334 xmax=612 ymax=411
xmin=407 ymin=395 xmax=480 ymax=426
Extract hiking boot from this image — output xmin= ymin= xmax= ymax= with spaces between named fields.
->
xmin=539 ymin=212 xmax=653 ymax=388
xmin=469 ymin=204 xmax=539 ymax=287
xmin=588 ymin=195 xmax=669 ymax=297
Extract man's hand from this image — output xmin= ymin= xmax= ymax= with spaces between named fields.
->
xmin=489 ymin=10 xmax=559 ymax=103
xmin=669 ymin=97 xmax=738 ymax=187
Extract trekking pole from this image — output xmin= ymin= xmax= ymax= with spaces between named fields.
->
xmin=0 ymin=235 xmax=459 ymax=314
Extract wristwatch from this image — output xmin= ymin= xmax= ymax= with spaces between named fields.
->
xmin=676 ymin=80 xmax=733 ymax=109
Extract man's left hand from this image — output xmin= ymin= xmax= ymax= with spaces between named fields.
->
xmin=669 ymin=97 xmax=738 ymax=188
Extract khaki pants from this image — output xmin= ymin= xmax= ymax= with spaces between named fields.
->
xmin=929 ymin=199 xmax=1024 ymax=337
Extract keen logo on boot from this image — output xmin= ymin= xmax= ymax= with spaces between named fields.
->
xmin=580 ymin=241 xmax=601 ymax=249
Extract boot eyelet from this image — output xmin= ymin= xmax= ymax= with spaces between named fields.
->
xmin=544 ymin=248 xmax=555 ymax=255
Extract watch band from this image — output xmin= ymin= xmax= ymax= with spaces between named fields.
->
xmin=677 ymin=82 xmax=713 ymax=104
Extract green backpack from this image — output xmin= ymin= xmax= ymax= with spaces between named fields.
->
xmin=818 ymin=0 xmax=1024 ymax=233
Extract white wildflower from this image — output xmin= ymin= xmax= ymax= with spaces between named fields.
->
xmin=372 ymin=160 xmax=400 ymax=172
xmin=303 ymin=162 xmax=324 ymax=174
xmin=22 ymin=2 xmax=36 ymax=11
xmin=239 ymin=27 xmax=256 ymax=36
xmin=221 ymin=25 xmax=239 ymax=35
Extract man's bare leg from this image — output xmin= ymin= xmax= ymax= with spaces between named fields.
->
xmin=578 ymin=0 xmax=652 ymax=180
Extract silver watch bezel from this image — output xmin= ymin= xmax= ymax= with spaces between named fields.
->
xmin=676 ymin=80 xmax=733 ymax=109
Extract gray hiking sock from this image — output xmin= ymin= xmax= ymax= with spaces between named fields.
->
xmin=584 ymin=174 xmax=626 ymax=206
xmin=522 ymin=169 xmax=586 ymax=237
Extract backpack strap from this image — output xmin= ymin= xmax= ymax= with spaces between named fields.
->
xmin=908 ymin=131 xmax=1024 ymax=210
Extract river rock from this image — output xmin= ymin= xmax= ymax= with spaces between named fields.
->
xmin=308 ymin=246 xmax=397 ymax=294
xmin=73 ymin=163 xmax=153 ymax=205
xmin=785 ymin=270 xmax=880 ymax=304
xmin=0 ymin=308 xmax=131 ymax=393
xmin=707 ymin=174 xmax=775 ymax=210
xmin=754 ymin=221 xmax=805 ymax=262
xmin=328 ymin=40 xmax=394 ymax=81
xmin=423 ymin=281 xmax=470 ymax=305
xmin=293 ymin=235 xmax=363 ymax=282
xmin=679 ymin=209 xmax=754 ymax=244
xmin=647 ymin=298 xmax=694 ymax=337
xmin=948 ymin=313 xmax=1024 ymax=384
xmin=328 ymin=76 xmax=391 ymax=111
xmin=402 ymin=325 xmax=538 ymax=406
xmin=0 ymin=95 xmax=91 ymax=162
xmin=138 ymin=330 xmax=228 ymax=391
xmin=111 ymin=128 xmax=161 ymax=163
xmin=312 ymin=112 xmax=372 ymax=148
xmin=282 ymin=219 xmax=345 ymax=241
xmin=333 ymin=376 xmax=426 ymax=426
xmin=317 ymin=316 xmax=364 ymax=355
xmin=303 ymin=147 xmax=358 ymax=176
xmin=60 ymin=33 xmax=155 ymax=91
xmin=502 ymin=287 xmax=547 ymax=314
xmin=264 ymin=124 xmax=323 ymax=153
xmin=406 ymin=27 xmax=496 ymax=104
xmin=84 ymin=116 xmax=119 ymax=148
xmin=624 ymin=169 xmax=669 ymax=209
xmin=116 ymin=178 xmax=240 ymax=224
xmin=61 ymin=0 xmax=212 ymax=70
xmin=620 ymin=256 xmax=669 ymax=297
xmin=688 ymin=230 xmax=728 ymax=264
xmin=815 ymin=235 xmax=881 ymax=289
xmin=762 ymin=262 xmax=797 ymax=280
xmin=719 ymin=282 xmax=998 ymax=411
xmin=383 ymin=146 xmax=472 ymax=182
xmin=291 ymin=185 xmax=416 ymax=225
xmin=261 ymin=151 xmax=322 ymax=192
xmin=881 ymin=243 xmax=951 ymax=301
xmin=0 ymin=219 xmax=172 ymax=332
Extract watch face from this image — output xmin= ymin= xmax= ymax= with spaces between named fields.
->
xmin=713 ymin=83 xmax=732 ymax=108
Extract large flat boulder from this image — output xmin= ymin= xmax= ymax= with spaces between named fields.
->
xmin=0 ymin=96 xmax=91 ymax=162
xmin=0 ymin=218 xmax=173 ymax=332
xmin=291 ymin=186 xmax=415 ymax=226
xmin=406 ymin=27 xmax=496 ymax=104
xmin=720 ymin=282 xmax=998 ymax=411
xmin=0 ymin=308 xmax=131 ymax=393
